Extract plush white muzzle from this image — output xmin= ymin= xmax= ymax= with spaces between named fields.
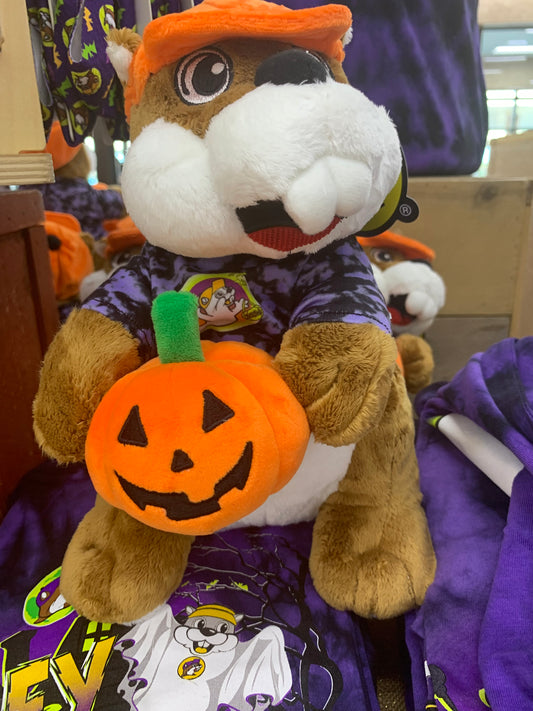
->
xmin=121 ymin=79 xmax=402 ymax=258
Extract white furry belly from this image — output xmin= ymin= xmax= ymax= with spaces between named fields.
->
xmin=225 ymin=436 xmax=354 ymax=529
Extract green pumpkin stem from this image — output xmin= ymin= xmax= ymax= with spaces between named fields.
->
xmin=151 ymin=291 xmax=205 ymax=364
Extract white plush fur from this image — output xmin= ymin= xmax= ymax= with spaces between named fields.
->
xmin=342 ymin=26 xmax=353 ymax=47
xmin=122 ymin=120 xmax=250 ymax=258
xmin=106 ymin=41 xmax=133 ymax=85
xmin=225 ymin=437 xmax=356 ymax=529
xmin=79 ymin=269 xmax=108 ymax=302
xmin=378 ymin=261 xmax=446 ymax=336
xmin=121 ymin=80 xmax=401 ymax=259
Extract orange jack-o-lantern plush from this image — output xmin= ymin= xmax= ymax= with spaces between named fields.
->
xmin=85 ymin=290 xmax=310 ymax=535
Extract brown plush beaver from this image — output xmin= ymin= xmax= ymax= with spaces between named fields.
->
xmin=33 ymin=0 xmax=435 ymax=624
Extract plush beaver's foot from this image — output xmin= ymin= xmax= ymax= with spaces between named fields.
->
xmin=60 ymin=496 xmax=193 ymax=623
xmin=310 ymin=496 xmax=435 ymax=619
xmin=309 ymin=365 xmax=436 ymax=619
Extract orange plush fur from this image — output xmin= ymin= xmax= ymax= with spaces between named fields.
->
xmin=86 ymin=339 xmax=310 ymax=535
xmin=44 ymin=212 xmax=94 ymax=301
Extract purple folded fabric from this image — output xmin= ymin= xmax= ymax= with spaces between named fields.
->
xmin=478 ymin=468 xmax=533 ymax=709
xmin=407 ymin=338 xmax=533 ymax=711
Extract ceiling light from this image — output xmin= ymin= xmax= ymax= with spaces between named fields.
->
xmin=487 ymin=99 xmax=516 ymax=107
xmin=484 ymin=55 xmax=528 ymax=62
xmin=493 ymin=44 xmax=533 ymax=55
xmin=486 ymin=89 xmax=516 ymax=99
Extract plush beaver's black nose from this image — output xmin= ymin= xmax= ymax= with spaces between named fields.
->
xmin=255 ymin=48 xmax=332 ymax=87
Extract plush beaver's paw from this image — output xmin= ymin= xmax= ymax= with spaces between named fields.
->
xmin=309 ymin=497 xmax=436 ymax=619
xmin=396 ymin=333 xmax=434 ymax=394
xmin=33 ymin=309 xmax=141 ymax=464
xmin=274 ymin=322 xmax=398 ymax=446
xmin=60 ymin=497 xmax=193 ymax=623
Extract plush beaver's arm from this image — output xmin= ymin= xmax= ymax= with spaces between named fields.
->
xmin=33 ymin=309 xmax=141 ymax=463
xmin=274 ymin=322 xmax=398 ymax=446
xmin=396 ymin=332 xmax=434 ymax=394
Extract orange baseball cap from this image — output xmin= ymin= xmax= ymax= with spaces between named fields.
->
xmin=358 ymin=231 xmax=435 ymax=263
xmin=45 ymin=122 xmax=82 ymax=170
xmin=125 ymin=0 xmax=352 ymax=117
xmin=103 ymin=215 xmax=146 ymax=257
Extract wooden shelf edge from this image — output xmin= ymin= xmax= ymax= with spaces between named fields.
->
xmin=0 ymin=154 xmax=54 ymax=186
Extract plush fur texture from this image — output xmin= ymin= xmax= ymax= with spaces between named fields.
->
xmin=120 ymin=0 xmax=352 ymax=118
xmin=231 ymin=435 xmax=355 ymax=529
xmin=120 ymin=38 xmax=400 ymax=259
xmin=378 ymin=261 xmax=446 ymax=336
xmin=34 ymin=4 xmax=436 ymax=624
xmin=362 ymin=232 xmax=446 ymax=338
xmin=54 ymin=145 xmax=91 ymax=180
xmin=396 ymin=333 xmax=434 ymax=394
xmin=60 ymin=496 xmax=193 ymax=623
xmin=361 ymin=231 xmax=442 ymax=391
xmin=127 ymin=39 xmax=298 ymax=139
xmin=273 ymin=322 xmax=398 ymax=446
xmin=106 ymin=28 xmax=142 ymax=84
xmin=310 ymin=365 xmax=436 ymax=618
xmin=33 ymin=309 xmax=141 ymax=463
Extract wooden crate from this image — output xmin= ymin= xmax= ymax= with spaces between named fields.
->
xmin=0 ymin=0 xmax=53 ymax=184
xmin=0 ymin=190 xmax=59 ymax=515
xmin=488 ymin=132 xmax=533 ymax=180
xmin=395 ymin=177 xmax=533 ymax=381
xmin=478 ymin=0 xmax=533 ymax=25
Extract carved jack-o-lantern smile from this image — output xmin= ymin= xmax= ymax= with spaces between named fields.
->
xmin=85 ymin=291 xmax=310 ymax=535
xmin=114 ymin=393 xmax=254 ymax=521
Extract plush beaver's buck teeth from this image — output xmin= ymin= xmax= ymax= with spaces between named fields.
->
xmin=387 ymin=293 xmax=415 ymax=326
xmin=236 ymin=200 xmax=340 ymax=252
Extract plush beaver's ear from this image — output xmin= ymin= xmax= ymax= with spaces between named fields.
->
xmin=106 ymin=28 xmax=142 ymax=85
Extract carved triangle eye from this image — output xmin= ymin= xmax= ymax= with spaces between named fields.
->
xmin=202 ymin=390 xmax=235 ymax=433
xmin=118 ymin=405 xmax=148 ymax=447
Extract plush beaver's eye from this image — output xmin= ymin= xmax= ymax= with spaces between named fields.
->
xmin=175 ymin=48 xmax=233 ymax=105
xmin=370 ymin=247 xmax=397 ymax=264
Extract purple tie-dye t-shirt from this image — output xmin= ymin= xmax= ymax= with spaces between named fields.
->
xmin=82 ymin=235 xmax=392 ymax=360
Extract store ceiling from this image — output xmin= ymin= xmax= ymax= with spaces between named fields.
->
xmin=481 ymin=26 xmax=533 ymax=90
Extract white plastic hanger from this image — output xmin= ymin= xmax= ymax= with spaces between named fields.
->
xmin=430 ymin=413 xmax=523 ymax=496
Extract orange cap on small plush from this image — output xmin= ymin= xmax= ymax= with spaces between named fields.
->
xmin=358 ymin=231 xmax=435 ymax=263
xmin=103 ymin=215 xmax=146 ymax=257
xmin=124 ymin=0 xmax=352 ymax=118
xmin=45 ymin=122 xmax=82 ymax=171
